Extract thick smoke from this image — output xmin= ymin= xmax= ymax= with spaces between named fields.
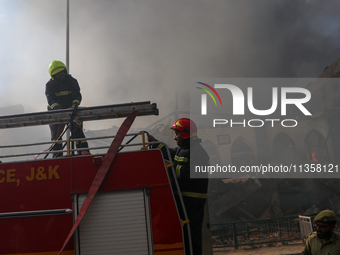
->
xmin=0 ymin=0 xmax=340 ymax=132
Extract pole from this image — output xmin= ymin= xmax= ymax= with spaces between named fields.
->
xmin=66 ymin=0 xmax=70 ymax=141
xmin=233 ymin=223 xmax=238 ymax=249
xmin=66 ymin=0 xmax=70 ymax=71
xmin=175 ymin=92 xmax=179 ymax=121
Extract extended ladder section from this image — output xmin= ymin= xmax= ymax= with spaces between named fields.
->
xmin=0 ymin=102 xmax=158 ymax=161
xmin=0 ymin=101 xmax=158 ymax=129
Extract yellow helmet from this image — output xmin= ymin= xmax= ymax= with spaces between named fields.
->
xmin=48 ymin=60 xmax=68 ymax=77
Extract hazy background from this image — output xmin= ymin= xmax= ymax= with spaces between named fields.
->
xmin=0 ymin=0 xmax=340 ymax=145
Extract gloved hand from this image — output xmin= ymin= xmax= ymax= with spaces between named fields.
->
xmin=146 ymin=134 xmax=157 ymax=142
xmin=71 ymin=103 xmax=79 ymax=109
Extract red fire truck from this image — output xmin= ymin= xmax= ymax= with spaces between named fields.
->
xmin=0 ymin=102 xmax=191 ymax=255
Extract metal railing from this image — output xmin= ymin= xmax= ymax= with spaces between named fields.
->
xmin=211 ymin=214 xmax=340 ymax=249
xmin=0 ymin=131 xmax=149 ymax=162
xmin=299 ymin=216 xmax=313 ymax=242
xmin=212 ymin=216 xmax=302 ymax=249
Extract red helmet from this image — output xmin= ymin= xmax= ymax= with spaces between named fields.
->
xmin=171 ymin=118 xmax=197 ymax=139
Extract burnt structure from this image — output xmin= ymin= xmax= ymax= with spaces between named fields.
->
xmin=202 ymin=57 xmax=340 ymax=223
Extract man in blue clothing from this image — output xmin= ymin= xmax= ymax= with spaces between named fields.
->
xmin=45 ymin=60 xmax=90 ymax=157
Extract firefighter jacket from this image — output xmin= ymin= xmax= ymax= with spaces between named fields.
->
xmin=45 ymin=74 xmax=82 ymax=110
xmin=156 ymin=138 xmax=209 ymax=201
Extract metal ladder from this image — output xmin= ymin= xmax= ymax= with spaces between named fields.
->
xmin=0 ymin=101 xmax=158 ymax=129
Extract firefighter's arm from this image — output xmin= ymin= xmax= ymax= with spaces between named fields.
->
xmin=174 ymin=163 xmax=189 ymax=179
xmin=146 ymin=134 xmax=175 ymax=161
xmin=146 ymin=134 xmax=164 ymax=153
xmin=70 ymin=79 xmax=82 ymax=106
xmin=176 ymin=147 xmax=209 ymax=180
xmin=45 ymin=84 xmax=61 ymax=110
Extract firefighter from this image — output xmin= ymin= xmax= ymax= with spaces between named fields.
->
xmin=147 ymin=118 xmax=209 ymax=255
xmin=301 ymin=210 xmax=340 ymax=255
xmin=45 ymin=60 xmax=90 ymax=157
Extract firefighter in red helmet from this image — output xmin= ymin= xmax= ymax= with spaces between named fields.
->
xmin=147 ymin=118 xmax=209 ymax=255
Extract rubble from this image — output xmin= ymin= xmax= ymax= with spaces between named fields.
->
xmin=208 ymin=178 xmax=340 ymax=223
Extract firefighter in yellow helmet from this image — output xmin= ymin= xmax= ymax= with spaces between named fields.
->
xmin=147 ymin=118 xmax=209 ymax=255
xmin=45 ymin=60 xmax=90 ymax=157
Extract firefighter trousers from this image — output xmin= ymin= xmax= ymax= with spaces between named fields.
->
xmin=49 ymin=123 xmax=89 ymax=158
xmin=177 ymin=196 xmax=206 ymax=255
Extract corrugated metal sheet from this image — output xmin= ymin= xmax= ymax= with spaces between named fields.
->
xmin=78 ymin=189 xmax=150 ymax=255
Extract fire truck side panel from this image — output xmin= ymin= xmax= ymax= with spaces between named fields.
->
xmin=0 ymin=149 xmax=184 ymax=254
xmin=72 ymin=150 xmax=170 ymax=193
xmin=0 ymin=159 xmax=74 ymax=254
xmin=77 ymin=189 xmax=151 ymax=254
xmin=72 ymin=150 xmax=185 ymax=254
xmin=149 ymin=187 xmax=185 ymax=254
